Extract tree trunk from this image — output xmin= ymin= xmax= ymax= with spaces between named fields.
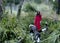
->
xmin=0 ymin=5 xmax=3 ymax=20
xmin=2 ymin=0 xmax=6 ymax=12
xmin=17 ymin=0 xmax=24 ymax=19
xmin=9 ymin=3 xmax=12 ymax=14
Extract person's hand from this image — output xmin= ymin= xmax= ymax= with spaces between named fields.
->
xmin=29 ymin=24 xmax=33 ymax=28
xmin=42 ymin=28 xmax=46 ymax=32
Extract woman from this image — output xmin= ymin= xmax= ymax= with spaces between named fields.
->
xmin=34 ymin=11 xmax=42 ymax=32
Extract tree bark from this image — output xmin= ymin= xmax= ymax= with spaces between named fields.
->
xmin=17 ymin=0 xmax=24 ymax=19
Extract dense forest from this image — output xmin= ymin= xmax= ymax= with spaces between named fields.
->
xmin=0 ymin=0 xmax=60 ymax=43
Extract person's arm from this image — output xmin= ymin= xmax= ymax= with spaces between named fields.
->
xmin=34 ymin=16 xmax=37 ymax=25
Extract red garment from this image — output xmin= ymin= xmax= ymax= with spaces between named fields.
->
xmin=34 ymin=14 xmax=42 ymax=31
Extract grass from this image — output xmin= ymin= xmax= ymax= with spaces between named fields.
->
xmin=0 ymin=11 xmax=60 ymax=43
xmin=1 ymin=1 xmax=60 ymax=43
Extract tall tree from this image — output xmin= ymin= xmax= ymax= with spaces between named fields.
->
xmin=17 ymin=0 xmax=24 ymax=19
xmin=56 ymin=0 xmax=60 ymax=14
xmin=0 ymin=0 xmax=2 ymax=13
xmin=0 ymin=0 xmax=3 ymax=20
xmin=7 ymin=0 xmax=14 ymax=14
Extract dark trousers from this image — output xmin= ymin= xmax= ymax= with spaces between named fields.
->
xmin=30 ymin=29 xmax=41 ymax=38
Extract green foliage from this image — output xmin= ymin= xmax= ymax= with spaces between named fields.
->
xmin=14 ymin=0 xmax=20 ymax=5
xmin=53 ymin=0 xmax=58 ymax=10
xmin=23 ymin=3 xmax=37 ymax=12
xmin=0 ymin=15 xmax=17 ymax=42
xmin=41 ymin=30 xmax=60 ymax=43
xmin=40 ymin=18 xmax=60 ymax=43
xmin=34 ymin=0 xmax=42 ymax=4
xmin=0 ymin=12 xmax=35 ymax=43
xmin=2 ymin=0 xmax=20 ymax=6
xmin=2 ymin=0 xmax=7 ymax=6
xmin=20 ymin=12 xmax=35 ymax=31
xmin=0 ymin=12 xmax=60 ymax=43
xmin=6 ymin=0 xmax=14 ymax=3
xmin=21 ymin=34 xmax=33 ymax=43
xmin=1 ymin=0 xmax=60 ymax=43
xmin=19 ymin=13 xmax=60 ymax=43
xmin=0 ymin=13 xmax=26 ymax=43
xmin=49 ymin=0 xmax=58 ymax=11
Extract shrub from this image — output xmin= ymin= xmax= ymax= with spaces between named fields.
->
xmin=23 ymin=3 xmax=37 ymax=12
